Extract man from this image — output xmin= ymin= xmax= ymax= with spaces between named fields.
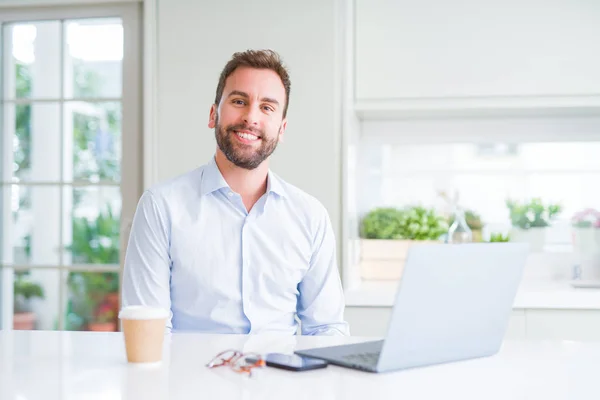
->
xmin=122 ymin=49 xmax=349 ymax=336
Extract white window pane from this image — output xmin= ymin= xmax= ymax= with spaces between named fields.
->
xmin=362 ymin=141 xmax=600 ymax=248
xmin=520 ymin=143 xmax=600 ymax=171
xmin=3 ymin=21 xmax=61 ymax=100
xmin=381 ymin=176 xmax=440 ymax=207
xmin=65 ymin=101 xmax=122 ymax=182
xmin=13 ymin=268 xmax=60 ymax=330
xmin=8 ymin=102 xmax=62 ymax=182
xmin=384 ymin=142 xmax=600 ymax=173
xmin=3 ymin=185 xmax=61 ymax=265
xmin=63 ymin=186 xmax=121 ymax=265
xmin=64 ymin=18 xmax=123 ymax=99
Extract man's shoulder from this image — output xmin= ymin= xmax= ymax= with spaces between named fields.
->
xmin=272 ymin=173 xmax=329 ymax=218
xmin=145 ymin=164 xmax=208 ymax=203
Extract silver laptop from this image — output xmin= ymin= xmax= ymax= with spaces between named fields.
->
xmin=295 ymin=243 xmax=529 ymax=373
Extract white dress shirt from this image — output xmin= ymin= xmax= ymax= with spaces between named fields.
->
xmin=122 ymin=156 xmax=349 ymax=335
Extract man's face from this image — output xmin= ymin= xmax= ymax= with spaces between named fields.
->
xmin=208 ymin=67 xmax=287 ymax=170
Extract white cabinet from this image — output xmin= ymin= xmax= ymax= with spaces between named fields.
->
xmin=525 ymin=309 xmax=600 ymax=342
xmin=505 ymin=309 xmax=527 ymax=340
xmin=345 ymin=306 xmax=600 ymax=341
xmin=355 ymin=0 xmax=600 ymax=102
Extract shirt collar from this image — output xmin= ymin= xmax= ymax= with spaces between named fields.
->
xmin=199 ymin=157 xmax=229 ymax=196
xmin=200 ymin=156 xmax=287 ymax=198
xmin=266 ymin=170 xmax=287 ymax=198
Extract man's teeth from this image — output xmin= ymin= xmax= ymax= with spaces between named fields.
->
xmin=236 ymin=131 xmax=259 ymax=141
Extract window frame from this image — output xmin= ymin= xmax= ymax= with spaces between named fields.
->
xmin=0 ymin=3 xmax=142 ymax=330
xmin=345 ymin=115 xmax=600 ymax=291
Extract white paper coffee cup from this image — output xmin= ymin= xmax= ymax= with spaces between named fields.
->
xmin=119 ymin=306 xmax=169 ymax=364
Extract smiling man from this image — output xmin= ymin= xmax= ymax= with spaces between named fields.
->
xmin=122 ymin=50 xmax=349 ymax=336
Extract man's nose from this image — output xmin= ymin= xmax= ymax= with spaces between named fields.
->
xmin=243 ymin=105 xmax=260 ymax=126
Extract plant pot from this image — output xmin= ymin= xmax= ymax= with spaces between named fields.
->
xmin=509 ymin=227 xmax=546 ymax=252
xmin=13 ymin=312 xmax=36 ymax=330
xmin=360 ymin=239 xmax=439 ymax=280
xmin=88 ymin=322 xmax=117 ymax=332
xmin=105 ymin=292 xmax=120 ymax=310
xmin=572 ymin=228 xmax=600 ymax=255
xmin=471 ymin=229 xmax=483 ymax=243
xmin=572 ymin=228 xmax=600 ymax=281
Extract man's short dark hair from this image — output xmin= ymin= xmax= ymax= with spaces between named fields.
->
xmin=215 ymin=49 xmax=291 ymax=117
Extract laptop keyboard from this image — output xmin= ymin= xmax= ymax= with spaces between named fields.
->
xmin=342 ymin=351 xmax=380 ymax=366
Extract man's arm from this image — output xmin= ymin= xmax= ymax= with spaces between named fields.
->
xmin=121 ymin=190 xmax=173 ymax=331
xmin=297 ymin=206 xmax=350 ymax=336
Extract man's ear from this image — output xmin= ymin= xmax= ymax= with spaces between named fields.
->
xmin=278 ymin=118 xmax=287 ymax=143
xmin=208 ymin=104 xmax=217 ymax=129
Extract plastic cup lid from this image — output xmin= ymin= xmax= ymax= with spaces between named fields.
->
xmin=118 ymin=305 xmax=169 ymax=320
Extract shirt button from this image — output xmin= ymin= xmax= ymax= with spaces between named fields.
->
xmin=228 ymin=192 xmax=234 ymax=197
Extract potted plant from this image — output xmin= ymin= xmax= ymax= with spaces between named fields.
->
xmin=571 ymin=208 xmax=600 ymax=281
xmin=360 ymin=206 xmax=447 ymax=280
xmin=13 ymin=272 xmax=45 ymax=330
xmin=506 ymin=198 xmax=561 ymax=251
xmin=571 ymin=209 xmax=600 ymax=250
xmin=67 ymin=272 xmax=119 ymax=331
xmin=65 ymin=207 xmax=120 ymax=331
xmin=488 ymin=232 xmax=510 ymax=243
xmin=87 ymin=302 xmax=117 ymax=332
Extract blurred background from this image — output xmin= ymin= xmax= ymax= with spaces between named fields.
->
xmin=1 ymin=0 xmax=599 ymax=340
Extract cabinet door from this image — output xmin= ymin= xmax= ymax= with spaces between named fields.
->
xmin=356 ymin=0 xmax=600 ymax=101
xmin=526 ymin=309 xmax=600 ymax=341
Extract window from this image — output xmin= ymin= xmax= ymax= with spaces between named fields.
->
xmin=0 ymin=4 xmax=141 ymax=331
xmin=352 ymin=116 xmax=600 ymax=285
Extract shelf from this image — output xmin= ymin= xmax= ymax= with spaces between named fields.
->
xmin=354 ymin=95 xmax=600 ymax=120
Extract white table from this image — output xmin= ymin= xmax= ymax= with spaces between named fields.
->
xmin=1 ymin=330 xmax=600 ymax=399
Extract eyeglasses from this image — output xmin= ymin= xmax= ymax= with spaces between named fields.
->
xmin=206 ymin=350 xmax=265 ymax=377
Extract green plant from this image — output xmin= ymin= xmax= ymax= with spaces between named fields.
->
xmin=66 ymin=207 xmax=120 ymax=330
xmin=449 ymin=209 xmax=483 ymax=231
xmin=13 ymin=272 xmax=45 ymax=313
xmin=70 ymin=206 xmax=120 ymax=264
xmin=66 ymin=271 xmax=119 ymax=330
xmin=399 ymin=206 xmax=448 ymax=240
xmin=360 ymin=206 xmax=447 ymax=241
xmin=14 ymin=58 xmax=121 ymax=330
xmin=506 ymin=198 xmax=562 ymax=229
xmin=489 ymin=232 xmax=510 ymax=243
xmin=360 ymin=208 xmax=406 ymax=239
xmin=14 ymin=63 xmax=32 ymax=179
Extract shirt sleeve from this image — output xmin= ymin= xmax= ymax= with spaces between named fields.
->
xmin=297 ymin=206 xmax=350 ymax=336
xmin=121 ymin=190 xmax=173 ymax=332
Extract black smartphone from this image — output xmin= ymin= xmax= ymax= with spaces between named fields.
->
xmin=263 ymin=353 xmax=328 ymax=372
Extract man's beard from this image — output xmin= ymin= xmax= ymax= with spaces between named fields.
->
xmin=214 ymin=115 xmax=279 ymax=170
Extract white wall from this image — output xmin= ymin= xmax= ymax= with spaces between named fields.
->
xmin=156 ymin=0 xmax=343 ymax=249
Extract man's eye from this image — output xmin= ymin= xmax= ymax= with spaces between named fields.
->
xmin=262 ymin=106 xmax=274 ymax=112
xmin=233 ymin=99 xmax=245 ymax=105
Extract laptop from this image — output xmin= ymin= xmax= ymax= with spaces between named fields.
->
xmin=295 ymin=242 xmax=529 ymax=373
